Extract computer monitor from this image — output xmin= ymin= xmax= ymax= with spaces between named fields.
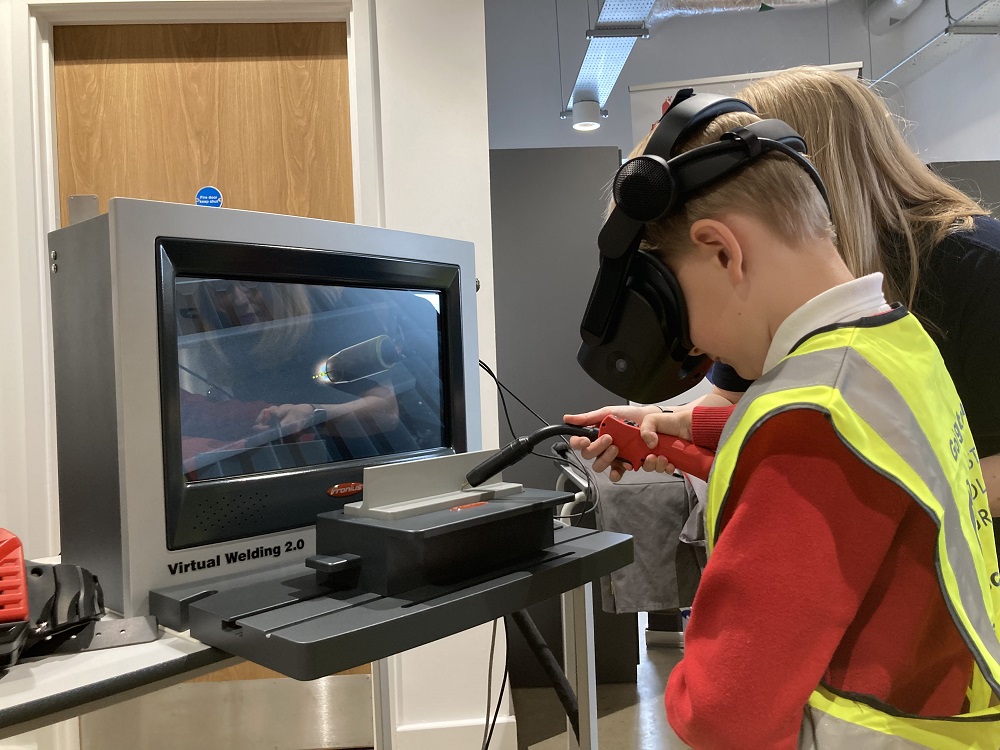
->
xmin=49 ymin=199 xmax=482 ymax=615
xmin=159 ymin=237 xmax=469 ymax=551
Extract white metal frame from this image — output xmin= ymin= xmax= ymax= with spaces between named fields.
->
xmin=562 ymin=584 xmax=598 ymax=750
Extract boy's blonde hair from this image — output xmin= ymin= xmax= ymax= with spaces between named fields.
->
xmin=739 ymin=66 xmax=986 ymax=310
xmin=636 ymin=110 xmax=835 ymax=264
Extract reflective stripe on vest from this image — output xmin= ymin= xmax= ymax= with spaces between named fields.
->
xmin=704 ymin=311 xmax=1000 ymax=748
xmin=801 ymin=686 xmax=1000 ymax=750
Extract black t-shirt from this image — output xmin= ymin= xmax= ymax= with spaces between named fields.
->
xmin=912 ymin=216 xmax=1000 ymax=456
xmin=707 ymin=215 xmax=1000 ymax=457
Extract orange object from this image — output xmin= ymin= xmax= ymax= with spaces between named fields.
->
xmin=0 ymin=529 xmax=29 ymax=624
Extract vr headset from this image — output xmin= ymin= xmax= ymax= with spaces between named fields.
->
xmin=576 ymin=89 xmax=831 ymax=403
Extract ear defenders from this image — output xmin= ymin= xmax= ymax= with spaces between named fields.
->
xmin=576 ymin=89 xmax=831 ymax=404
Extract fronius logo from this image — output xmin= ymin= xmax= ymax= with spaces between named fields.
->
xmin=327 ymin=482 xmax=363 ymax=498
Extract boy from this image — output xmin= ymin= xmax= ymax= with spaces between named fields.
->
xmin=569 ymin=96 xmax=1000 ymax=748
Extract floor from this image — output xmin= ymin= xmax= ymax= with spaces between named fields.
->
xmin=510 ymin=614 xmax=688 ymax=750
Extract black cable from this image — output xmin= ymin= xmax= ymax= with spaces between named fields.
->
xmin=553 ymin=449 xmax=601 ymax=521
xmin=482 ymin=665 xmax=508 ymax=750
xmin=480 ymin=361 xmax=586 ymax=483
xmin=505 ymin=609 xmax=581 ymax=743
xmin=554 ymin=0 xmax=565 ymax=111
xmin=471 ymin=364 xmax=604 ymax=744
xmin=548 ymin=450 xmax=601 ymax=524
xmin=482 ymin=619 xmax=499 ymax=749
xmin=481 ymin=361 xmax=519 ymax=438
xmin=479 ymin=361 xmax=549 ymax=427
xmin=476 ymin=360 xmax=599 ymax=518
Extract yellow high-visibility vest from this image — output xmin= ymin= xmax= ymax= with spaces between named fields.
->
xmin=705 ymin=308 xmax=1000 ymax=749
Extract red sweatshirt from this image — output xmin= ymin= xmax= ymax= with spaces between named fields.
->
xmin=666 ymin=406 xmax=975 ymax=749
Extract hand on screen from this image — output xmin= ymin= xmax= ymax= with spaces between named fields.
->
xmin=254 ymin=403 xmax=321 ymax=435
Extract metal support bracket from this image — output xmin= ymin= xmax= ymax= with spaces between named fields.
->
xmin=21 ymin=616 xmax=161 ymax=659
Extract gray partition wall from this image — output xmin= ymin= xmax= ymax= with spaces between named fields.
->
xmin=489 ymin=146 xmax=625 ymax=491
xmin=490 ymin=146 xmax=640 ymax=689
xmin=931 ymin=161 xmax=1000 ymax=218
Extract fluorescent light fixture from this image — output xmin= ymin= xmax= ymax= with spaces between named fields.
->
xmin=572 ymin=100 xmax=602 ymax=131
xmin=563 ymin=0 xmax=657 ymax=124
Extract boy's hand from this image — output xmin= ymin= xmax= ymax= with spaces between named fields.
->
xmin=564 ymin=405 xmax=658 ymax=480
xmin=564 ymin=404 xmax=695 ymax=481
xmin=637 ymin=408 xmax=704 ymax=477
xmin=639 ymin=408 xmax=694 ymax=445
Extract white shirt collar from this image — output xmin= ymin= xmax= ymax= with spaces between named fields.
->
xmin=762 ymin=273 xmax=892 ymax=375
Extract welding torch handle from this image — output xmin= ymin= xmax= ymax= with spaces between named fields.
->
xmin=465 ymin=424 xmax=599 ymax=488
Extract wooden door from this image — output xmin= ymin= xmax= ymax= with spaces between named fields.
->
xmin=54 ymin=23 xmax=354 ymax=226
xmin=53 ymin=21 xmax=367 ymax=722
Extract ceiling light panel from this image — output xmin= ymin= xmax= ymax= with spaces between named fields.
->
xmin=568 ymin=0 xmax=656 ymax=109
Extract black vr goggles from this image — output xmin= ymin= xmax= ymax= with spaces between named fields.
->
xmin=576 ymin=89 xmax=831 ymax=403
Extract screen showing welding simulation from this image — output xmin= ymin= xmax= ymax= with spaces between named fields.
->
xmin=157 ymin=236 xmax=467 ymax=550
xmin=174 ymin=279 xmax=447 ymax=480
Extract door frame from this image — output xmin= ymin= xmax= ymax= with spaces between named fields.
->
xmin=6 ymin=2 xmax=386 ymax=746
xmin=9 ymin=0 xmax=383 ymax=557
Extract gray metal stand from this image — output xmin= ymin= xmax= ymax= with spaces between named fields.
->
xmin=562 ymin=583 xmax=597 ymax=750
xmin=373 ymin=657 xmax=394 ymax=750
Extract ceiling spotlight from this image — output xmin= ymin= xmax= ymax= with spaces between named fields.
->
xmin=572 ymin=100 xmax=601 ymax=131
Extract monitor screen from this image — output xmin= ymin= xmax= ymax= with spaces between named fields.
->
xmin=175 ymin=278 xmax=447 ymax=480
xmin=157 ymin=237 xmax=468 ymax=550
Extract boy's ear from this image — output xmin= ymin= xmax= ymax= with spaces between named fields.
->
xmin=689 ymin=218 xmax=745 ymax=284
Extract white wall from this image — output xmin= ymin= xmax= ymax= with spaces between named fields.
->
xmin=862 ymin=0 xmax=1000 ymax=163
xmin=372 ymin=2 xmax=513 ymax=748
xmin=376 ymin=0 xmax=499 ymax=445
xmin=901 ymin=35 xmax=1000 ymax=163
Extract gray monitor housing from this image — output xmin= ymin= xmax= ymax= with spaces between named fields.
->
xmin=48 ymin=199 xmax=482 ymax=617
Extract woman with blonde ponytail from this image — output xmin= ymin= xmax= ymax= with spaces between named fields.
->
xmin=734 ymin=66 xmax=1000 ymax=525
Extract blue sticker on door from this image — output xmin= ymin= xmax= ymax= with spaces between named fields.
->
xmin=195 ymin=186 xmax=223 ymax=207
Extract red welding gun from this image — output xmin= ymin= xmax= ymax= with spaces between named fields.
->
xmin=597 ymin=415 xmax=714 ymax=481
xmin=464 ymin=415 xmax=715 ymax=488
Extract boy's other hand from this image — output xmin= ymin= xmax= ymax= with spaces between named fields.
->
xmin=639 ymin=407 xmax=694 ymax=445
xmin=564 ymin=404 xmax=675 ymax=481
xmin=637 ymin=407 xmax=696 ymax=475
